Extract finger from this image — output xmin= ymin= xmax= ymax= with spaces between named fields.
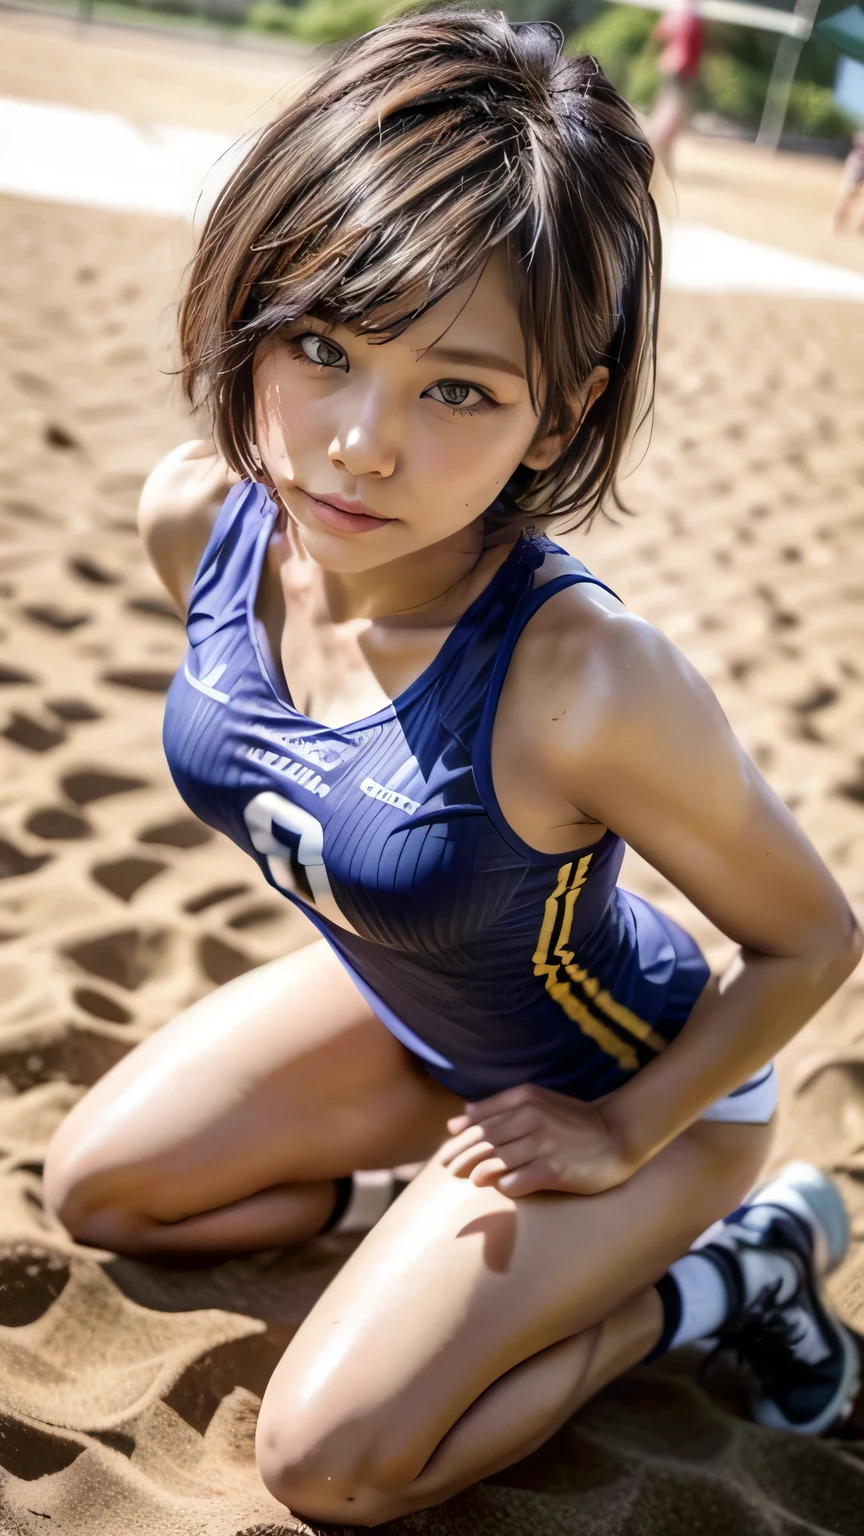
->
xmin=468 ymin=1155 xmax=510 ymax=1186
xmin=442 ymin=1110 xmax=540 ymax=1170
xmin=469 ymin=1135 xmax=542 ymax=1185
xmin=444 ymin=1106 xmax=539 ymax=1159
xmin=461 ymin=1085 xmax=538 ymax=1123
xmin=445 ymin=1140 xmax=499 ymax=1180
xmin=439 ymin=1124 xmax=491 ymax=1166
xmin=495 ymin=1161 xmax=561 ymax=1197
xmin=464 ymin=1105 xmax=540 ymax=1147
xmin=446 ymin=1112 xmax=471 ymax=1135
xmin=440 ymin=1114 xmax=538 ymax=1174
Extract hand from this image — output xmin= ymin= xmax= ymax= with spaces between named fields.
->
xmin=440 ymin=1083 xmax=635 ymax=1198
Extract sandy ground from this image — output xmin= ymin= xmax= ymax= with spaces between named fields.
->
xmin=0 ymin=9 xmax=311 ymax=131
xmin=2 ymin=11 xmax=864 ymax=272
xmin=669 ymin=135 xmax=864 ymax=275
xmin=2 ymin=15 xmax=864 ymax=1536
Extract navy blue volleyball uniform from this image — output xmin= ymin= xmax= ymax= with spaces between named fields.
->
xmin=162 ymin=480 xmax=710 ymax=1101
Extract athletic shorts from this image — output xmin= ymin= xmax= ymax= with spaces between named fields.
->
xmin=700 ymin=1063 xmax=778 ymax=1124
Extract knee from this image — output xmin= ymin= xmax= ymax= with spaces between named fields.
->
xmin=255 ymin=1400 xmax=412 ymax=1527
xmin=43 ymin=1135 xmax=147 ymax=1252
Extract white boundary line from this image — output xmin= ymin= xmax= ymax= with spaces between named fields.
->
xmin=3 ymin=94 xmax=864 ymax=300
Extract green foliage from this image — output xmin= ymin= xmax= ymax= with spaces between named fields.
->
xmin=249 ymin=0 xmax=605 ymax=51
xmin=785 ymin=78 xmax=856 ymax=138
xmin=245 ymin=0 xmax=297 ymax=34
xmin=569 ymin=6 xmax=658 ymax=106
xmin=247 ymin=0 xmax=395 ymax=42
xmin=288 ymin=0 xmax=392 ymax=42
xmin=698 ymin=51 xmax=767 ymax=125
xmin=700 ymin=51 xmax=853 ymax=135
xmin=569 ymin=2 xmax=855 ymax=142
xmin=245 ymin=0 xmax=855 ymax=141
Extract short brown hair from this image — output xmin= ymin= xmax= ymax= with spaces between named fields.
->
xmin=180 ymin=9 xmax=659 ymax=528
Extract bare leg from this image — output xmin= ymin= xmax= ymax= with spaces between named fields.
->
xmin=832 ymin=180 xmax=856 ymax=232
xmin=44 ymin=937 xmax=461 ymax=1257
xmin=647 ymin=79 xmax=686 ymax=177
xmin=255 ymin=1115 xmax=774 ymax=1525
xmin=72 ymin=1176 xmax=343 ymax=1256
xmin=404 ymin=1287 xmax=663 ymax=1497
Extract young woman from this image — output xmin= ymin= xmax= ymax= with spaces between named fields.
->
xmin=44 ymin=12 xmax=862 ymax=1526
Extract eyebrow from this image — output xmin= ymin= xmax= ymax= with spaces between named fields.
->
xmin=423 ymin=345 xmax=526 ymax=379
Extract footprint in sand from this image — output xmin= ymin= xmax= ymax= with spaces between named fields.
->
xmin=90 ymin=856 xmax=167 ymax=903
xmin=26 ymin=807 xmax=92 ymax=840
xmin=64 ymin=927 xmax=172 ymax=992
xmin=72 ymin=986 xmax=133 ymax=1025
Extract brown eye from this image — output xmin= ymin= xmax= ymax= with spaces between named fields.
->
xmin=299 ymin=334 xmax=347 ymax=369
xmin=425 ymin=380 xmax=491 ymax=412
xmin=436 ymin=382 xmax=470 ymax=406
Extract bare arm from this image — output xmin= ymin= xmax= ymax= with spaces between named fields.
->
xmin=557 ymin=611 xmax=861 ymax=1167
xmin=443 ymin=594 xmax=862 ymax=1195
xmin=138 ymin=438 xmax=239 ymax=617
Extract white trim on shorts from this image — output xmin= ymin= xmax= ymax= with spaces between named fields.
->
xmin=699 ymin=1063 xmax=778 ymax=1124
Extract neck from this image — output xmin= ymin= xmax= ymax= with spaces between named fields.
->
xmin=280 ymin=507 xmax=515 ymax=626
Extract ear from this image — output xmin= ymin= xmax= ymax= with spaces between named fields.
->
xmin=521 ymin=366 xmax=610 ymax=472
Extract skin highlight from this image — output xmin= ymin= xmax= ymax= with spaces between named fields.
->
xmin=43 ymin=235 xmax=862 ymax=1528
xmin=251 ymin=248 xmax=602 ymax=595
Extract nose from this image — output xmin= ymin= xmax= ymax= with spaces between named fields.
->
xmin=328 ymin=390 xmax=397 ymax=480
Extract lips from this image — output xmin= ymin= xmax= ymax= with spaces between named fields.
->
xmin=301 ymin=489 xmax=392 ymax=535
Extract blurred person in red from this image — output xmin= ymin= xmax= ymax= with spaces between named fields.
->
xmin=648 ymin=0 xmax=704 ymax=174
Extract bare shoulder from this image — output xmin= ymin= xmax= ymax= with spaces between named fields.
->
xmin=510 ymin=573 xmax=717 ymax=713
xmin=506 ymin=565 xmax=856 ymax=958
xmin=138 ymin=439 xmax=239 ymax=616
xmin=506 ymin=574 xmax=732 ymax=786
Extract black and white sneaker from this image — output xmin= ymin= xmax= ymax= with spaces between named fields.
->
xmin=700 ymin=1163 xmax=861 ymax=1435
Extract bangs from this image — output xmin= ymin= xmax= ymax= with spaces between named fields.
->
xmin=245 ymin=114 xmax=532 ymax=346
xmin=181 ymin=9 xmax=659 ymax=527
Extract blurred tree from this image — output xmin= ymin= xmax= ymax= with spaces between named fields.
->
xmin=241 ymin=0 xmax=854 ymax=138
xmin=568 ymin=0 xmax=855 ymax=139
xmin=248 ymin=0 xmax=607 ymax=49
xmin=568 ymin=5 xmax=658 ymax=104
xmin=248 ymin=0 xmax=384 ymax=38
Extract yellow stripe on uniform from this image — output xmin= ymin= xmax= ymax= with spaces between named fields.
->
xmin=548 ymin=977 xmax=640 ymax=1072
xmin=554 ymin=854 xmax=593 ymax=964
xmin=532 ymin=856 xmax=639 ymax=1073
xmin=532 ymin=861 xmax=573 ymax=973
xmin=564 ymin=963 xmax=668 ymax=1055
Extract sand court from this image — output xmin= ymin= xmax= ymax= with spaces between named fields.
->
xmin=1 ymin=15 xmax=864 ymax=1535
xmin=4 ymin=88 xmax=864 ymax=297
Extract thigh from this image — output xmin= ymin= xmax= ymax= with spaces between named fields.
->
xmin=258 ymin=1116 xmax=773 ymax=1485
xmin=45 ymin=937 xmax=461 ymax=1223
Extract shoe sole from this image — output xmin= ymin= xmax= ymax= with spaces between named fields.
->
xmin=753 ymin=1321 xmax=861 ymax=1436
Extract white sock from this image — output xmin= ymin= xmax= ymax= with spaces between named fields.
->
xmin=707 ymin=1210 xmax=802 ymax=1309
xmin=331 ymin=1164 xmax=423 ymax=1233
xmin=333 ymin=1170 xmax=398 ymax=1232
xmin=665 ymin=1245 xmax=800 ymax=1351
xmin=666 ymin=1252 xmax=731 ymax=1348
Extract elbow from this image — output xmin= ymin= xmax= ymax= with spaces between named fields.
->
xmin=819 ymin=907 xmax=863 ymax=986
xmin=782 ymin=902 xmax=864 ymax=991
xmin=845 ymin=913 xmax=864 ymax=973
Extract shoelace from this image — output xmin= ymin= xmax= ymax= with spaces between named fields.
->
xmin=702 ymin=1279 xmax=819 ymax=1394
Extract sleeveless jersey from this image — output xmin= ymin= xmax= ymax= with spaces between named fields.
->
xmin=162 ymin=481 xmax=710 ymax=1101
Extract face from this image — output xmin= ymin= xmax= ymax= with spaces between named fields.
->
xmin=253 ymin=246 xmax=605 ymax=573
